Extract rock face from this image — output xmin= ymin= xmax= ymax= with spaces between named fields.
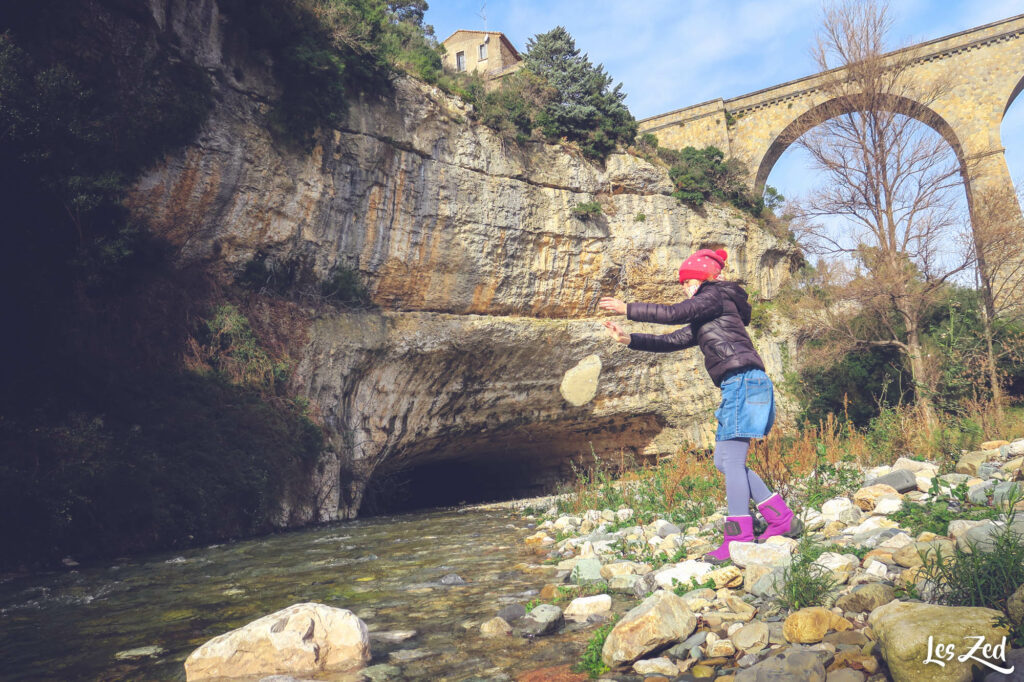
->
xmin=183 ymin=603 xmax=370 ymax=681
xmin=127 ymin=0 xmax=799 ymax=519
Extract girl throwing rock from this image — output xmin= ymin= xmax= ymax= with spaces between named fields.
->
xmin=599 ymin=248 xmax=802 ymax=563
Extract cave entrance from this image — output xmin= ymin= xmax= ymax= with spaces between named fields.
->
xmin=358 ymin=450 xmax=567 ymax=515
xmin=356 ymin=415 xmax=668 ymax=516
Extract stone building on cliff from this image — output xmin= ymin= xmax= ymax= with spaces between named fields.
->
xmin=441 ymin=30 xmax=523 ymax=89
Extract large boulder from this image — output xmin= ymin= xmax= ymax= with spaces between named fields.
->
xmin=868 ymin=600 xmax=1010 ymax=682
xmin=957 ymin=450 xmax=999 ymax=476
xmin=517 ymin=604 xmax=564 ymax=636
xmin=729 ymin=541 xmax=792 ymax=568
xmin=183 ymin=603 xmax=369 ymax=681
xmin=601 ymin=591 xmax=696 ymax=667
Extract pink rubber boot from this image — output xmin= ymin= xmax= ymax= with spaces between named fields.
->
xmin=755 ymin=493 xmax=804 ymax=543
xmin=705 ymin=515 xmax=754 ymax=564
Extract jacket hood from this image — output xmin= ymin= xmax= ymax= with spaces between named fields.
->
xmin=703 ymin=280 xmax=752 ymax=325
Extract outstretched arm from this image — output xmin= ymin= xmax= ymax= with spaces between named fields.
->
xmin=626 ymin=292 xmax=721 ymax=325
xmin=628 ymin=326 xmax=696 ymax=352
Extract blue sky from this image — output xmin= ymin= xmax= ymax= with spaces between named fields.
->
xmin=424 ymin=1 xmax=1024 ymax=206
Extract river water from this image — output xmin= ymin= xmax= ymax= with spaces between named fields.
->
xmin=0 ymin=506 xmax=602 ymax=681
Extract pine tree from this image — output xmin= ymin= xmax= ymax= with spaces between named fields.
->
xmin=523 ymin=26 xmax=636 ymax=160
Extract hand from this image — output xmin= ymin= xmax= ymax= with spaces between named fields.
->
xmin=598 ymin=297 xmax=626 ymax=315
xmin=603 ymin=320 xmax=630 ymax=345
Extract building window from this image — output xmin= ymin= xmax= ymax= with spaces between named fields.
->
xmin=479 ymin=43 xmax=487 ymax=60
xmin=456 ymin=51 xmax=466 ymax=71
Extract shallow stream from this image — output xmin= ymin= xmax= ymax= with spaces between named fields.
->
xmin=0 ymin=507 xmax=600 ymax=681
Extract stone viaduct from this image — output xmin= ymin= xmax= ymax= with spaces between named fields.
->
xmin=639 ymin=13 xmax=1024 ymax=274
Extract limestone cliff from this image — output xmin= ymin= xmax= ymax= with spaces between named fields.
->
xmin=130 ymin=0 xmax=800 ymax=519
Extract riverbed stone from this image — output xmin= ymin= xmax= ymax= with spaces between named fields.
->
xmin=957 ymin=450 xmax=999 ymax=475
xmin=480 ymin=617 xmax=513 ymax=637
xmin=708 ymin=565 xmax=744 ymax=589
xmin=729 ymin=541 xmax=791 ymax=568
xmin=600 ymin=561 xmax=642 ymax=580
xmin=570 ymin=558 xmax=603 ymax=585
xmin=517 ymin=604 xmax=563 ymax=637
xmin=961 ymin=517 xmax=1024 ymax=553
xmin=609 ymin=574 xmax=641 ymax=594
xmin=114 ymin=646 xmax=165 ymax=660
xmin=865 ymin=469 xmax=918 ymax=493
xmin=1008 ymin=583 xmax=1024 ymax=625
xmin=892 ymin=539 xmax=954 ymax=567
xmin=812 ymin=552 xmax=860 ymax=584
xmin=784 ymin=607 xmax=853 ymax=644
xmin=822 ymin=498 xmax=863 ymax=524
xmin=853 ymin=484 xmax=900 ymax=511
xmin=835 ymin=584 xmax=895 ymax=613
xmin=183 ymin=603 xmax=370 ymax=681
xmin=601 ymin=591 xmax=697 ymax=667
xmin=868 ymin=600 xmax=1009 ymax=682
xmin=496 ymin=604 xmax=526 ymax=622
xmin=633 ymin=657 xmax=679 ymax=676
xmin=653 ymin=560 xmax=714 ymax=589
xmin=564 ymin=594 xmax=612 ymax=622
xmin=362 ymin=664 xmax=403 ymax=682
xmin=735 ymin=646 xmax=829 ymax=682
xmin=731 ymin=622 xmax=770 ymax=653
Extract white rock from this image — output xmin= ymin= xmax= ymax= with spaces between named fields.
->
xmin=892 ymin=457 xmax=939 ymax=475
xmin=729 ymin=542 xmax=792 ymax=568
xmin=812 ymin=552 xmax=860 ymax=584
xmin=864 ymin=560 xmax=888 ymax=577
xmin=876 ymin=532 xmax=914 ymax=550
xmin=821 ymin=498 xmax=862 ymax=524
xmin=871 ymin=495 xmax=904 ymax=516
xmin=654 ymin=560 xmax=714 ymax=589
xmin=802 ymin=509 xmax=826 ymax=532
xmin=633 ymin=657 xmax=679 ymax=676
xmin=560 ymin=354 xmax=602 ymax=406
xmin=616 ymin=508 xmax=634 ymax=522
xmin=184 ymin=603 xmax=369 ymax=681
xmin=553 ymin=516 xmax=580 ymax=531
xmin=564 ymin=594 xmax=612 ymax=622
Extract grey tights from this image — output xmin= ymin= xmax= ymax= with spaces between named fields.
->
xmin=713 ymin=438 xmax=773 ymax=516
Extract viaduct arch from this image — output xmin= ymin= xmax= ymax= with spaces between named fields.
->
xmin=639 ymin=14 xmax=1024 ymax=295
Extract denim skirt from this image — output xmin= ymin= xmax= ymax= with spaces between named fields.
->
xmin=715 ymin=367 xmax=776 ymax=441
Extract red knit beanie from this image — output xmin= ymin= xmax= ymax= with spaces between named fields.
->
xmin=678 ymin=248 xmax=728 ymax=283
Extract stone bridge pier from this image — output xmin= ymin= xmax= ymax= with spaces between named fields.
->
xmin=640 ymin=14 xmax=1024 ymax=309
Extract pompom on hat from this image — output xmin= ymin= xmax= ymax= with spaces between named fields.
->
xmin=678 ymin=248 xmax=728 ymax=283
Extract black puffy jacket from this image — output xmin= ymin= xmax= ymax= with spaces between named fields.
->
xmin=626 ymin=280 xmax=765 ymax=386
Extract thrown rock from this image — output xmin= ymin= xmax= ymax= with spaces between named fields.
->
xmin=865 ymin=469 xmax=918 ymax=493
xmin=560 ymin=354 xmax=601 ymax=406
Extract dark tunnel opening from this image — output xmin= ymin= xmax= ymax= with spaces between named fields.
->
xmin=358 ymin=452 xmax=566 ymax=516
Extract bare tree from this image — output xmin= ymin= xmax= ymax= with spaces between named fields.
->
xmin=787 ymin=0 xmax=974 ymax=426
xmin=969 ymin=185 xmax=1024 ymax=415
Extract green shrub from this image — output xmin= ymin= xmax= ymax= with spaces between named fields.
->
xmin=801 ymin=442 xmax=862 ymax=509
xmin=633 ymin=213 xmax=646 ymax=222
xmin=572 ymin=201 xmax=603 ymax=219
xmin=572 ymin=616 xmax=619 ymax=678
xmin=773 ymin=536 xmax=839 ymax=610
xmin=662 ymin=146 xmax=763 ymax=215
xmin=916 ymin=492 xmax=1024 ymax=646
